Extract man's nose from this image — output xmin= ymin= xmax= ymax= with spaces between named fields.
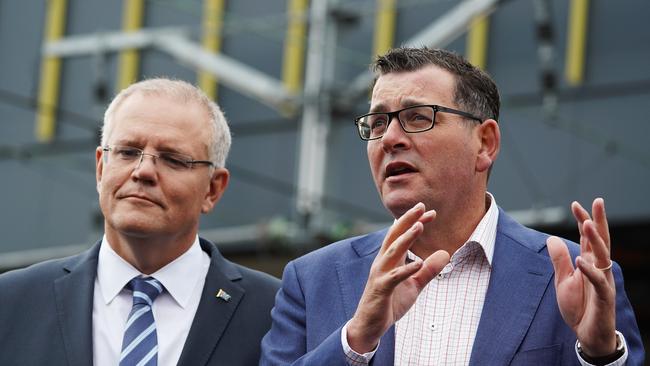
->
xmin=381 ymin=115 xmax=409 ymax=150
xmin=131 ymin=152 xmax=159 ymax=183
xmin=135 ymin=152 xmax=157 ymax=170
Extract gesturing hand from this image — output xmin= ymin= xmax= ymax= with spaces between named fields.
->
xmin=347 ymin=202 xmax=450 ymax=353
xmin=547 ymin=198 xmax=617 ymax=358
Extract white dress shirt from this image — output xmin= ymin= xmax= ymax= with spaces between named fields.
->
xmin=92 ymin=235 xmax=210 ymax=366
xmin=342 ymin=194 xmax=627 ymax=365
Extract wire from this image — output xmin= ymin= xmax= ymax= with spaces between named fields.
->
xmin=226 ymin=164 xmax=388 ymax=220
xmin=0 ymin=88 xmax=100 ymax=133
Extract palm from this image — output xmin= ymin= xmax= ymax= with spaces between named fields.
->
xmin=548 ymin=199 xmax=617 ymax=356
xmin=390 ymin=276 xmax=427 ymax=323
xmin=347 ymin=203 xmax=449 ymax=353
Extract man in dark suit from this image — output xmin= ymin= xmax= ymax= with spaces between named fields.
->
xmin=260 ymin=48 xmax=644 ymax=365
xmin=0 ymin=78 xmax=279 ymax=366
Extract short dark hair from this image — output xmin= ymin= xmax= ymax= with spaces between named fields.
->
xmin=372 ymin=47 xmax=500 ymax=122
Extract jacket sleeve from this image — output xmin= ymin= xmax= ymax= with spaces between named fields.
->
xmin=612 ymin=261 xmax=645 ymax=365
xmin=260 ymin=260 xmax=348 ymax=365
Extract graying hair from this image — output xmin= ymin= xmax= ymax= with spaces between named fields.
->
xmin=101 ymin=78 xmax=231 ymax=168
xmin=372 ymin=47 xmax=500 ymax=122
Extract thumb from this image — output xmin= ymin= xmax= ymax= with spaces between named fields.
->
xmin=547 ymin=236 xmax=574 ymax=284
xmin=412 ymin=250 xmax=450 ymax=289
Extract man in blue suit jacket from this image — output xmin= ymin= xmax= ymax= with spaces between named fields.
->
xmin=0 ymin=78 xmax=279 ymax=366
xmin=261 ymin=48 xmax=644 ymax=365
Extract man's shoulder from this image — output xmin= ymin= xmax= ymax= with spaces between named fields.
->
xmin=0 ymin=254 xmax=87 ymax=301
xmin=290 ymin=229 xmax=387 ymax=269
xmin=497 ymin=208 xmax=581 ymax=256
xmin=199 ymin=237 xmax=280 ymax=291
xmin=232 ymin=261 xmax=281 ymax=291
xmin=0 ymin=254 xmax=73 ymax=284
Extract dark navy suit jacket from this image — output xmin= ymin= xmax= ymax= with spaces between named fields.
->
xmin=0 ymin=238 xmax=280 ymax=366
xmin=260 ymin=209 xmax=644 ymax=365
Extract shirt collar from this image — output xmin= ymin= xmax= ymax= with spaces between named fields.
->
xmin=463 ymin=192 xmax=498 ymax=266
xmin=97 ymin=235 xmax=207 ymax=309
xmin=405 ymin=192 xmax=499 ymax=266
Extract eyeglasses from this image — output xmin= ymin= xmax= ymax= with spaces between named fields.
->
xmin=354 ymin=104 xmax=483 ymax=141
xmin=102 ymin=145 xmax=215 ymax=171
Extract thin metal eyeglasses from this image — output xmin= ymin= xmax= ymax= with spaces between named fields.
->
xmin=354 ymin=104 xmax=483 ymax=141
xmin=102 ymin=145 xmax=215 ymax=171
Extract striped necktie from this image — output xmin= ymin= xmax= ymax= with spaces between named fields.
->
xmin=120 ymin=277 xmax=164 ymax=366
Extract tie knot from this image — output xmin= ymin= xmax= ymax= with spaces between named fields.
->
xmin=128 ymin=277 xmax=163 ymax=306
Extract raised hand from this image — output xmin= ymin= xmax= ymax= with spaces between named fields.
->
xmin=547 ymin=198 xmax=617 ymax=357
xmin=347 ymin=202 xmax=450 ymax=353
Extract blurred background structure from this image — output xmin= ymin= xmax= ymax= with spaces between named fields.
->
xmin=0 ymin=0 xmax=648 ymax=348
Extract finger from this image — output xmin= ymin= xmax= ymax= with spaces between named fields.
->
xmin=411 ymin=250 xmax=450 ymax=289
xmin=583 ymin=219 xmax=611 ymax=270
xmin=380 ymin=221 xmax=423 ymax=269
xmin=575 ymin=256 xmax=615 ymax=300
xmin=571 ymin=201 xmax=592 ymax=254
xmin=592 ymin=198 xmax=611 ymax=251
xmin=547 ymin=236 xmax=574 ymax=284
xmin=571 ymin=201 xmax=590 ymax=230
xmin=418 ymin=209 xmax=436 ymax=225
xmin=381 ymin=202 xmax=425 ymax=255
xmin=383 ymin=259 xmax=424 ymax=289
xmin=571 ymin=201 xmax=590 ymax=238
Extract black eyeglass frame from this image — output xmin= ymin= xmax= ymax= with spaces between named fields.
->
xmin=353 ymin=104 xmax=484 ymax=141
xmin=102 ymin=145 xmax=215 ymax=170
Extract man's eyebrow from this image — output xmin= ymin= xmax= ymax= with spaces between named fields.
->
xmin=401 ymin=98 xmax=428 ymax=108
xmin=369 ymin=103 xmax=388 ymax=113
xmin=112 ymin=139 xmax=140 ymax=147
xmin=369 ymin=99 xmax=429 ymax=113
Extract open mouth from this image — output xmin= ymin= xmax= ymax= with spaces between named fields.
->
xmin=385 ymin=162 xmax=417 ymax=178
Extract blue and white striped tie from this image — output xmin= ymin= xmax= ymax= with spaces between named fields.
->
xmin=120 ymin=277 xmax=164 ymax=366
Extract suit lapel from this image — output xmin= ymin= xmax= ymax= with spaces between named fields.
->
xmin=176 ymin=239 xmax=244 ymax=366
xmin=469 ymin=211 xmax=553 ymax=365
xmin=53 ymin=243 xmax=100 ymax=366
xmin=337 ymin=229 xmax=395 ymax=365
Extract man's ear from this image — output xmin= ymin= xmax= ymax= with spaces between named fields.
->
xmin=96 ymin=146 xmax=104 ymax=193
xmin=201 ymin=168 xmax=230 ymax=214
xmin=476 ymin=119 xmax=500 ymax=173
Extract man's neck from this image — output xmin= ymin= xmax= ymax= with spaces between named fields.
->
xmin=411 ymin=193 xmax=490 ymax=259
xmin=105 ymin=228 xmax=197 ymax=274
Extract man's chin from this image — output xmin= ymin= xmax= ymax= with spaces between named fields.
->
xmin=106 ymin=216 xmax=166 ymax=238
xmin=382 ymin=195 xmax=421 ymax=218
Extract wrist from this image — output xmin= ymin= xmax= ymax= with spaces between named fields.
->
xmin=347 ymin=317 xmax=380 ymax=354
xmin=577 ymin=331 xmax=625 ymax=365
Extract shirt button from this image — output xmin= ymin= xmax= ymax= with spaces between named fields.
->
xmin=430 ymin=323 xmax=436 ymax=330
xmin=437 ymin=273 xmax=444 ymax=279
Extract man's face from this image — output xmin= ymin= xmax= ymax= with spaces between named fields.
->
xmin=367 ymin=65 xmax=485 ymax=219
xmin=96 ymin=92 xmax=228 ymax=242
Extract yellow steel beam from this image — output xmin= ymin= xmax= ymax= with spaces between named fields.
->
xmin=117 ymin=0 xmax=145 ymax=91
xmin=282 ymin=0 xmax=308 ymax=94
xmin=373 ymin=0 xmax=396 ymax=58
xmin=36 ymin=0 xmax=68 ymax=142
xmin=565 ymin=0 xmax=589 ymax=86
xmin=199 ymin=0 xmax=226 ymax=99
xmin=467 ymin=15 xmax=490 ymax=70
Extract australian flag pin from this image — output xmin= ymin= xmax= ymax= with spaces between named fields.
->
xmin=216 ymin=289 xmax=231 ymax=302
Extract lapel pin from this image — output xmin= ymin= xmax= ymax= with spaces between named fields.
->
xmin=216 ymin=289 xmax=231 ymax=302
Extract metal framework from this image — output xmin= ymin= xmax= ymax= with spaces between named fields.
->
xmin=43 ymin=27 xmax=298 ymax=112
xmin=3 ymin=0 xmax=577 ymax=267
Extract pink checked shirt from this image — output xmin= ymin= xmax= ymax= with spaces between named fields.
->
xmin=342 ymin=193 xmax=627 ymax=365
xmin=342 ymin=194 xmax=498 ymax=365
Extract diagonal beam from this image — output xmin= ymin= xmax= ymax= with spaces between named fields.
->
xmin=336 ymin=0 xmax=500 ymax=110
xmin=43 ymin=28 xmax=297 ymax=111
xmin=155 ymin=34 xmax=297 ymax=111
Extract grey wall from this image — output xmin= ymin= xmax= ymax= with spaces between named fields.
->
xmin=1 ymin=0 xmax=649 ymax=255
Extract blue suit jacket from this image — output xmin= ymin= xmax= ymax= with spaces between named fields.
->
xmin=0 ymin=238 xmax=280 ymax=366
xmin=260 ymin=209 xmax=644 ymax=365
